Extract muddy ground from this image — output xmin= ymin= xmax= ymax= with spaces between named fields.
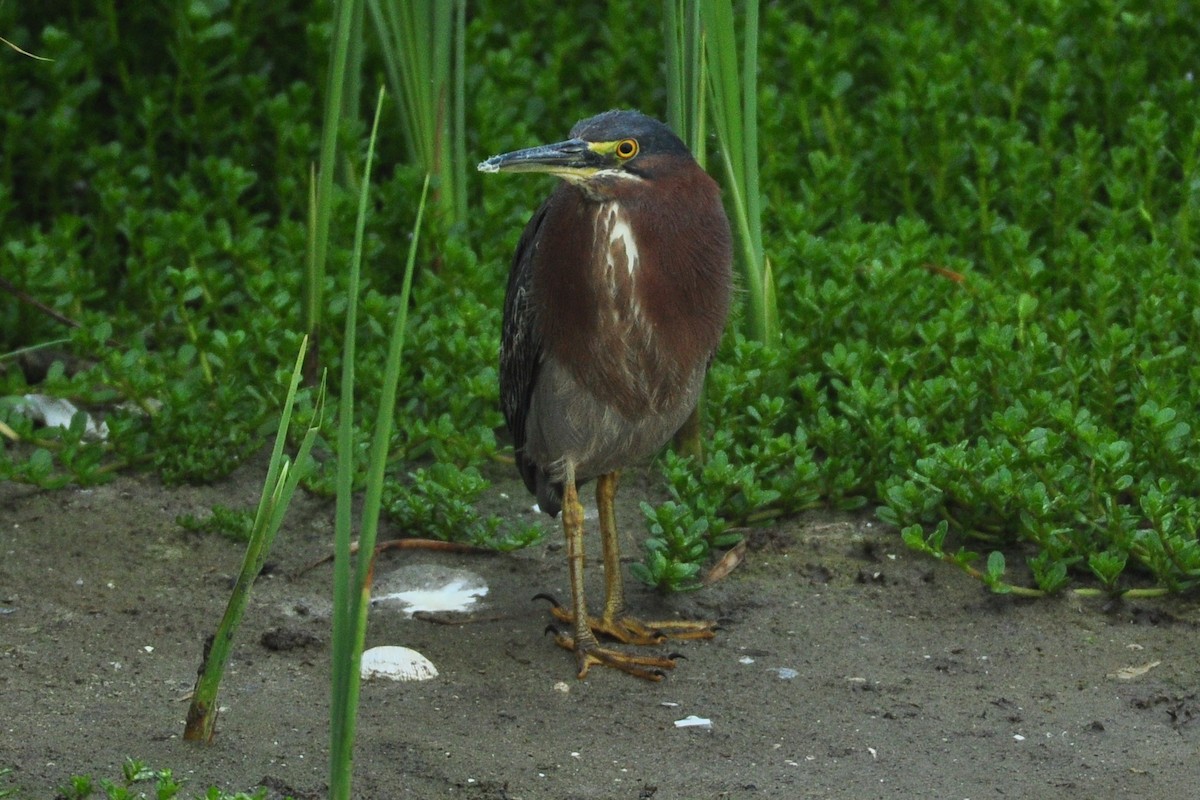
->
xmin=2 ymin=455 xmax=1199 ymax=799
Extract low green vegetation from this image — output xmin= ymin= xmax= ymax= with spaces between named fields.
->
xmin=48 ymin=758 xmax=275 ymax=800
xmin=3 ymin=1 xmax=1198 ymax=609
xmin=176 ymin=504 xmax=254 ymax=541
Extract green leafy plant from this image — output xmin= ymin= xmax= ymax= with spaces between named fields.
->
xmin=176 ymin=505 xmax=254 ymax=542
xmin=54 ymin=757 xmax=274 ymax=800
xmin=0 ymin=767 xmax=16 ymax=799
xmin=632 ymin=500 xmax=709 ymax=592
xmin=57 ymin=759 xmax=183 ymax=800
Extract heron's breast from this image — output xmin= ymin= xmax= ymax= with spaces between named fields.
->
xmin=532 ymin=191 xmax=724 ymax=419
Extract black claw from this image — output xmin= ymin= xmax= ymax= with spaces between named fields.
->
xmin=652 ymin=669 xmax=669 ymax=679
xmin=532 ymin=592 xmax=562 ymax=606
xmin=543 ymin=623 xmax=560 ymax=637
xmin=667 ymin=652 xmax=686 ymax=661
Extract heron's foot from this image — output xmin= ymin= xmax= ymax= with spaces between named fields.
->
xmin=535 ymin=593 xmax=717 ymax=646
xmin=545 ymin=627 xmax=677 ymax=681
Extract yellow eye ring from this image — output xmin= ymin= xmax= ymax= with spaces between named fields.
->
xmin=615 ymin=139 xmax=639 ymax=159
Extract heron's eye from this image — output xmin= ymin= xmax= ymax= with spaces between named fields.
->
xmin=615 ymin=139 xmax=639 ymax=159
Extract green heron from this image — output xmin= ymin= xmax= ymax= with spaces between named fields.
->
xmin=479 ymin=110 xmax=732 ymax=680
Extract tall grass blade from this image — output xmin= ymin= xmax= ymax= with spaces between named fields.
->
xmin=664 ymin=0 xmax=706 ymax=166
xmin=702 ymin=0 xmax=777 ymax=344
xmin=329 ymin=86 xmax=386 ymax=800
xmin=664 ymin=0 xmax=710 ymax=459
xmin=368 ymin=0 xmax=465 ymax=231
xmin=329 ymin=83 xmax=431 ymax=799
xmin=452 ymin=0 xmax=467 ymax=224
xmin=306 ymin=0 xmax=363 ymax=381
xmin=183 ymin=336 xmax=324 ymax=743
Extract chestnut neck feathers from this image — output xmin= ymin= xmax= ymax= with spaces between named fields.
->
xmin=533 ymin=164 xmax=732 ymax=417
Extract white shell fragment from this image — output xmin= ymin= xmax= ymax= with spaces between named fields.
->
xmin=14 ymin=394 xmax=109 ymax=440
xmin=373 ymin=564 xmax=488 ymax=617
xmin=674 ymin=715 xmax=713 ymax=729
xmin=360 ymin=646 xmax=438 ymax=682
xmin=1108 ymin=660 xmax=1161 ymax=680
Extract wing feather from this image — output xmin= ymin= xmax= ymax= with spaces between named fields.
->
xmin=500 ymin=199 xmax=551 ymax=504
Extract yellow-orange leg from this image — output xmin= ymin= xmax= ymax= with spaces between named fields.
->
xmin=596 ymin=471 xmax=630 ymax=626
xmin=598 ymin=472 xmax=715 ymax=641
xmin=545 ymin=472 xmax=717 ymax=664
xmin=548 ymin=473 xmax=678 ymax=681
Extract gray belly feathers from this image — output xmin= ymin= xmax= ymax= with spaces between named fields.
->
xmin=525 ymin=355 xmax=704 ymax=486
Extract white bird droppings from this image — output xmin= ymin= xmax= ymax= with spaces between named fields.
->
xmin=373 ymin=565 xmax=488 ymax=617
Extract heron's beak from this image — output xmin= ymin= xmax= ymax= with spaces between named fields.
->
xmin=478 ymin=138 xmax=606 ymax=180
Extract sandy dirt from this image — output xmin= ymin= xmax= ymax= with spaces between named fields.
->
xmin=2 ymin=456 xmax=1199 ymax=799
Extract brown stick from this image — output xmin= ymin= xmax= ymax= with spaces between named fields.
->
xmin=0 ymin=275 xmax=122 ymax=348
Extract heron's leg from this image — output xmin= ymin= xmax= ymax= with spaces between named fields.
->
xmin=599 ymin=470 xmax=716 ymax=640
xmin=561 ymin=474 xmax=595 ymax=652
xmin=596 ymin=471 xmax=626 ymax=623
xmin=545 ymin=471 xmax=678 ymax=681
xmin=544 ymin=470 xmax=717 ymax=647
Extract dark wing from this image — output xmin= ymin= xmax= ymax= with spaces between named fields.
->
xmin=500 ymin=199 xmax=551 ymax=503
